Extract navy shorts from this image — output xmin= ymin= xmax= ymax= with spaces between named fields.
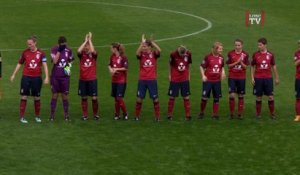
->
xmin=51 ymin=76 xmax=70 ymax=94
xmin=168 ymin=81 xmax=190 ymax=97
xmin=202 ymin=81 xmax=222 ymax=99
xmin=253 ymin=78 xmax=273 ymax=96
xmin=137 ymin=80 xmax=158 ymax=99
xmin=20 ymin=76 xmax=42 ymax=97
xmin=78 ymin=79 xmax=98 ymax=97
xmin=228 ymin=78 xmax=246 ymax=94
xmin=111 ymin=83 xmax=127 ymax=97
xmin=295 ymin=79 xmax=300 ymax=98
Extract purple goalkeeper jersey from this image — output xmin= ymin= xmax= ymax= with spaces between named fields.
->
xmin=50 ymin=46 xmax=73 ymax=78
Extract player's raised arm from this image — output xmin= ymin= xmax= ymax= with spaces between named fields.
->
xmin=87 ymin=32 xmax=96 ymax=54
xmin=78 ymin=34 xmax=89 ymax=54
xmin=151 ymin=40 xmax=161 ymax=53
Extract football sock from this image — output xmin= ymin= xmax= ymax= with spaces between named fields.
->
xmin=117 ymin=97 xmax=127 ymax=114
xmin=268 ymin=100 xmax=275 ymax=115
xmin=63 ymin=99 xmax=69 ymax=117
xmin=256 ymin=100 xmax=262 ymax=116
xmin=168 ymin=98 xmax=175 ymax=116
xmin=135 ymin=101 xmax=142 ymax=118
xmin=50 ymin=98 xmax=57 ymax=118
xmin=81 ymin=98 xmax=88 ymax=117
xmin=184 ymin=99 xmax=191 ymax=117
xmin=296 ymin=99 xmax=300 ymax=115
xmin=34 ymin=99 xmax=41 ymax=117
xmin=229 ymin=97 xmax=235 ymax=115
xmin=92 ymin=99 xmax=98 ymax=116
xmin=238 ymin=97 xmax=244 ymax=115
xmin=20 ymin=99 xmax=27 ymax=118
xmin=200 ymin=98 xmax=207 ymax=113
xmin=153 ymin=101 xmax=160 ymax=118
xmin=115 ymin=98 xmax=120 ymax=116
xmin=213 ymin=99 xmax=219 ymax=116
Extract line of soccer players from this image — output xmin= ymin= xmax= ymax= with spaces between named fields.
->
xmin=10 ymin=34 xmax=300 ymax=123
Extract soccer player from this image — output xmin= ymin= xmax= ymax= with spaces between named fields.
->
xmin=10 ymin=35 xmax=49 ymax=123
xmin=135 ymin=34 xmax=161 ymax=121
xmin=108 ymin=43 xmax=128 ymax=120
xmin=167 ymin=45 xmax=192 ymax=121
xmin=251 ymin=37 xmax=279 ymax=119
xmin=293 ymin=40 xmax=300 ymax=121
xmin=199 ymin=42 xmax=226 ymax=120
xmin=227 ymin=39 xmax=249 ymax=119
xmin=49 ymin=36 xmax=73 ymax=121
xmin=77 ymin=32 xmax=99 ymax=120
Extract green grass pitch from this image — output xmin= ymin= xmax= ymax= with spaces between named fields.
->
xmin=0 ymin=0 xmax=300 ymax=174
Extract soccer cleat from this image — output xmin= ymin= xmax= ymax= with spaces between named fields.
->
xmin=114 ymin=116 xmax=120 ymax=120
xmin=185 ymin=116 xmax=192 ymax=121
xmin=270 ymin=114 xmax=277 ymax=120
xmin=237 ymin=115 xmax=243 ymax=120
xmin=81 ymin=116 xmax=88 ymax=121
xmin=35 ymin=117 xmax=42 ymax=123
xmin=198 ymin=113 xmax=204 ymax=119
xmin=155 ymin=117 xmax=161 ymax=122
xmin=167 ymin=116 xmax=173 ymax=121
xmin=20 ymin=117 xmax=28 ymax=124
xmin=229 ymin=114 xmax=234 ymax=120
xmin=65 ymin=116 xmax=70 ymax=122
xmin=134 ymin=117 xmax=140 ymax=121
xmin=94 ymin=115 xmax=100 ymax=120
xmin=49 ymin=116 xmax=54 ymax=122
xmin=212 ymin=116 xmax=219 ymax=120
xmin=123 ymin=113 xmax=128 ymax=120
xmin=294 ymin=115 xmax=300 ymax=122
xmin=256 ymin=115 xmax=262 ymax=120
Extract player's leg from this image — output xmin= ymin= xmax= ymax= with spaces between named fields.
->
xmin=212 ymin=81 xmax=222 ymax=119
xmin=116 ymin=83 xmax=128 ymax=120
xmin=135 ymin=80 xmax=146 ymax=120
xmin=32 ymin=77 xmax=42 ymax=123
xmin=50 ymin=77 xmax=59 ymax=120
xmin=60 ymin=77 xmax=70 ymax=120
xmin=237 ymin=79 xmax=246 ymax=119
xmin=149 ymin=80 xmax=160 ymax=121
xmin=90 ymin=80 xmax=99 ymax=120
xmin=78 ymin=80 xmax=88 ymax=120
xmin=295 ymin=79 xmax=300 ymax=121
xmin=111 ymin=83 xmax=120 ymax=120
xmin=199 ymin=81 xmax=211 ymax=119
xmin=167 ymin=81 xmax=179 ymax=120
xmin=181 ymin=81 xmax=191 ymax=121
xmin=19 ymin=76 xmax=30 ymax=123
xmin=265 ymin=78 xmax=275 ymax=119
xmin=228 ymin=78 xmax=236 ymax=119
xmin=253 ymin=78 xmax=263 ymax=119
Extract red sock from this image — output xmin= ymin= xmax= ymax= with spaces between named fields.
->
xmin=238 ymin=97 xmax=244 ymax=115
xmin=20 ymin=99 xmax=27 ymax=118
xmin=168 ymin=98 xmax=175 ymax=116
xmin=213 ymin=99 xmax=219 ymax=116
xmin=81 ymin=99 xmax=88 ymax=117
xmin=296 ymin=99 xmax=300 ymax=115
xmin=184 ymin=99 xmax=191 ymax=117
xmin=117 ymin=97 xmax=127 ymax=115
xmin=200 ymin=99 xmax=207 ymax=113
xmin=229 ymin=97 xmax=235 ymax=115
xmin=153 ymin=101 xmax=160 ymax=119
xmin=135 ymin=102 xmax=142 ymax=118
xmin=256 ymin=100 xmax=262 ymax=116
xmin=268 ymin=100 xmax=275 ymax=115
xmin=34 ymin=100 xmax=41 ymax=116
xmin=92 ymin=99 xmax=98 ymax=116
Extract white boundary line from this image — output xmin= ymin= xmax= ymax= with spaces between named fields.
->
xmin=1 ymin=0 xmax=212 ymax=52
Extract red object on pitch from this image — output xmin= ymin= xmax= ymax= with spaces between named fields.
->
xmin=245 ymin=10 xmax=249 ymax=27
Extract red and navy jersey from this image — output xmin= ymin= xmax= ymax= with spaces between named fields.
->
xmin=251 ymin=51 xmax=275 ymax=78
xmin=201 ymin=53 xmax=224 ymax=82
xmin=19 ymin=48 xmax=47 ymax=77
xmin=109 ymin=53 xmax=128 ymax=83
xmin=294 ymin=50 xmax=300 ymax=79
xmin=169 ymin=50 xmax=192 ymax=82
xmin=226 ymin=50 xmax=249 ymax=79
xmin=78 ymin=51 xmax=97 ymax=81
xmin=137 ymin=50 xmax=160 ymax=80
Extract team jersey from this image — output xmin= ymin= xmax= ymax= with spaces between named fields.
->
xmin=109 ymin=53 xmax=128 ymax=83
xmin=78 ymin=51 xmax=97 ymax=81
xmin=169 ymin=50 xmax=192 ymax=82
xmin=137 ymin=50 xmax=160 ymax=80
xmin=226 ymin=50 xmax=249 ymax=79
xmin=251 ymin=51 xmax=275 ymax=78
xmin=201 ymin=53 xmax=224 ymax=82
xmin=294 ymin=50 xmax=300 ymax=79
xmin=18 ymin=48 xmax=47 ymax=77
xmin=50 ymin=46 xmax=73 ymax=78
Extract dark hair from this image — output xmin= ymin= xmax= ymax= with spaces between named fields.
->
xmin=112 ymin=42 xmax=125 ymax=56
xmin=144 ymin=39 xmax=153 ymax=47
xmin=58 ymin=36 xmax=67 ymax=44
xmin=28 ymin=35 xmax=37 ymax=42
xmin=234 ymin=39 xmax=243 ymax=44
xmin=178 ymin=45 xmax=187 ymax=55
xmin=258 ymin=37 xmax=267 ymax=45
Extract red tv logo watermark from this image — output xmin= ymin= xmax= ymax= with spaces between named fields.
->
xmin=245 ymin=10 xmax=265 ymax=26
